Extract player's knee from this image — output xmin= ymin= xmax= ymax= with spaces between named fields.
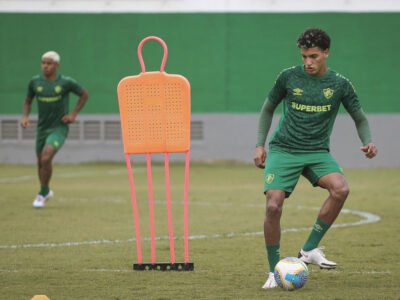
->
xmin=40 ymin=146 xmax=57 ymax=165
xmin=266 ymin=197 xmax=283 ymax=218
xmin=266 ymin=202 xmax=282 ymax=219
xmin=265 ymin=190 xmax=285 ymax=219
xmin=331 ymin=183 xmax=350 ymax=202
xmin=40 ymin=154 xmax=53 ymax=166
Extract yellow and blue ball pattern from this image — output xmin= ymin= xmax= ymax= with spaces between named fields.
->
xmin=274 ymin=257 xmax=309 ymax=291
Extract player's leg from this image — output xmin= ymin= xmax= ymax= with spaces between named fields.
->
xmin=264 ymin=190 xmax=285 ymax=248
xmin=263 ymin=189 xmax=285 ymax=288
xmin=38 ymin=144 xmax=57 ymax=195
xmin=299 ymin=152 xmax=348 ymax=268
xmin=262 ymin=149 xmax=303 ymax=288
xmin=316 ymin=172 xmax=349 ymax=224
xmin=33 ymin=128 xmax=67 ymax=208
xmin=33 ymin=132 xmax=49 ymax=208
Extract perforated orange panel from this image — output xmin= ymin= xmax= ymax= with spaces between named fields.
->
xmin=117 ymin=72 xmax=191 ymax=154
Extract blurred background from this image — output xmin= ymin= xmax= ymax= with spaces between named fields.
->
xmin=0 ymin=0 xmax=399 ymax=167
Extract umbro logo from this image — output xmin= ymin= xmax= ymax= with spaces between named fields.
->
xmin=293 ymin=88 xmax=303 ymax=96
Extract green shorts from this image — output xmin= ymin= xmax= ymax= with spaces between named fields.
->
xmin=36 ymin=126 xmax=68 ymax=155
xmin=264 ymin=148 xmax=344 ymax=198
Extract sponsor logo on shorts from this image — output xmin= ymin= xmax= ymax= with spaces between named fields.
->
xmin=53 ymin=141 xmax=60 ymax=149
xmin=266 ymin=173 xmax=275 ymax=184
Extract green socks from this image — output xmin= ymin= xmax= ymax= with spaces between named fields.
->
xmin=266 ymin=244 xmax=280 ymax=273
xmin=39 ymin=186 xmax=50 ymax=197
xmin=302 ymin=218 xmax=331 ymax=251
xmin=266 ymin=219 xmax=330 ymax=273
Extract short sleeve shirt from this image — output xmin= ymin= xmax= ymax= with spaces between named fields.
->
xmin=27 ymin=74 xmax=83 ymax=131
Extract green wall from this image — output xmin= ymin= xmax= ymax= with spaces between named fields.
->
xmin=1 ymin=13 xmax=399 ymax=113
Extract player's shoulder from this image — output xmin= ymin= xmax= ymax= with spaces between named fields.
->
xmin=275 ymin=65 xmax=301 ymax=81
xmin=279 ymin=65 xmax=300 ymax=76
xmin=29 ymin=74 xmax=41 ymax=82
xmin=59 ymin=74 xmax=77 ymax=82
xmin=329 ymin=69 xmax=358 ymax=92
xmin=59 ymin=74 xmax=80 ymax=87
xmin=330 ymin=69 xmax=353 ymax=84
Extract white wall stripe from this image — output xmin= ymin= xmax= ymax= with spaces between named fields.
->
xmin=1 ymin=0 xmax=400 ymax=13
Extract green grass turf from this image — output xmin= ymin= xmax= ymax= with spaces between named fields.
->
xmin=0 ymin=162 xmax=399 ymax=299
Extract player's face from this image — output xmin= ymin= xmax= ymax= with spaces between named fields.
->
xmin=301 ymin=47 xmax=329 ymax=77
xmin=41 ymin=58 xmax=59 ymax=78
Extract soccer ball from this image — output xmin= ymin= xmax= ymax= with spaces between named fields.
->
xmin=274 ymin=257 xmax=309 ymax=291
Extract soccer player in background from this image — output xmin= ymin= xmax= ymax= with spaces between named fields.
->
xmin=253 ymin=28 xmax=378 ymax=289
xmin=20 ymin=51 xmax=89 ymax=208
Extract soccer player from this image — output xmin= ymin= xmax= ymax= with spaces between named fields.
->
xmin=253 ymin=28 xmax=378 ymax=289
xmin=20 ymin=51 xmax=89 ymax=208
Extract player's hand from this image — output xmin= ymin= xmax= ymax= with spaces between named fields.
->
xmin=61 ymin=112 xmax=77 ymax=123
xmin=254 ymin=146 xmax=267 ymax=169
xmin=20 ymin=116 xmax=29 ymax=128
xmin=360 ymin=143 xmax=378 ymax=159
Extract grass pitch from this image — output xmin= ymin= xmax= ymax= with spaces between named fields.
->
xmin=0 ymin=162 xmax=399 ymax=299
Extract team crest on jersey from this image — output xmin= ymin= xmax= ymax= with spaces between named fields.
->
xmin=36 ymin=86 xmax=43 ymax=93
xmin=293 ymin=88 xmax=303 ymax=96
xmin=266 ymin=173 xmax=275 ymax=184
xmin=323 ymin=88 xmax=334 ymax=99
xmin=54 ymin=85 xmax=62 ymax=93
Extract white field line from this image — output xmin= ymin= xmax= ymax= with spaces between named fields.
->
xmin=83 ymin=269 xmax=133 ymax=273
xmin=0 ymin=167 xmax=164 ymax=184
xmin=0 ymin=171 xmax=105 ymax=184
xmin=82 ymin=268 xmax=210 ymax=273
xmin=0 ymin=205 xmax=380 ymax=250
xmin=0 ymin=268 xmax=390 ymax=274
xmin=349 ymin=271 xmax=392 ymax=275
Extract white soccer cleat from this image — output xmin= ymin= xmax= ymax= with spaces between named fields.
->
xmin=298 ymin=247 xmax=337 ymax=269
xmin=262 ymin=272 xmax=278 ymax=289
xmin=32 ymin=195 xmax=46 ymax=208
xmin=44 ymin=190 xmax=54 ymax=201
xmin=32 ymin=190 xmax=54 ymax=208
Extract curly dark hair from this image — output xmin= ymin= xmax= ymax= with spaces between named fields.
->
xmin=297 ymin=28 xmax=331 ymax=50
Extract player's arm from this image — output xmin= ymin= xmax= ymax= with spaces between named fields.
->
xmin=62 ymin=88 xmax=89 ymax=123
xmin=21 ymin=96 xmax=33 ymax=128
xmin=21 ymin=80 xmax=36 ymax=128
xmin=254 ymin=99 xmax=279 ymax=169
xmin=341 ymin=77 xmax=377 ymax=159
xmin=254 ymin=69 xmax=287 ymax=169
xmin=349 ymin=108 xmax=378 ymax=159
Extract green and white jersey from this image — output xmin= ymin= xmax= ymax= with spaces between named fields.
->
xmin=27 ymin=74 xmax=83 ymax=131
xmin=268 ymin=65 xmax=361 ymax=151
